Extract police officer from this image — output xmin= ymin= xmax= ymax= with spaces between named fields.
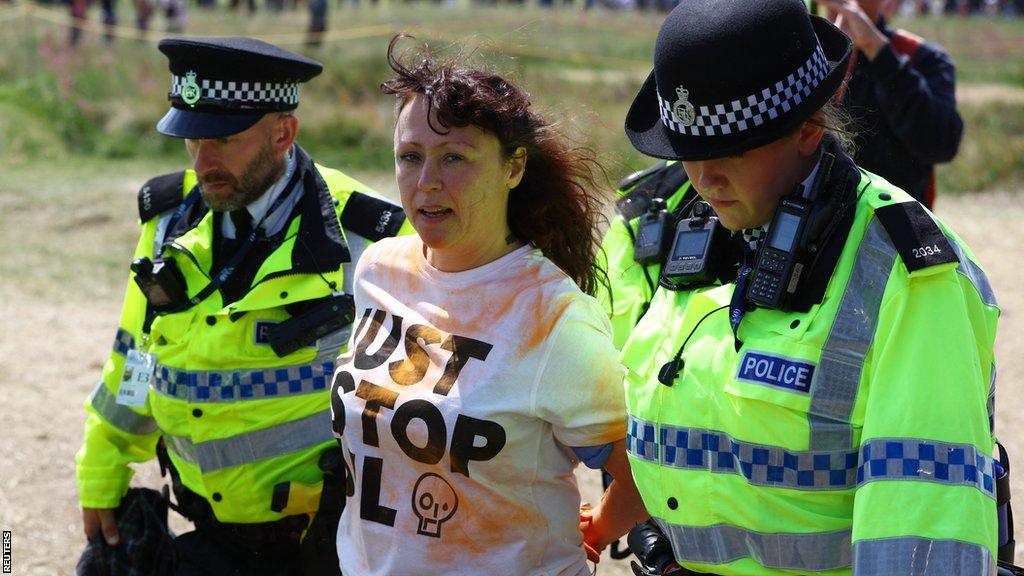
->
xmin=599 ymin=161 xmax=698 ymax=350
xmin=596 ymin=162 xmax=703 ymax=564
xmin=75 ymin=38 xmax=409 ymax=574
xmin=618 ymin=1 xmax=1000 ymax=574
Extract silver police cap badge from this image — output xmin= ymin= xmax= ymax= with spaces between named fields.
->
xmin=671 ymin=86 xmax=696 ymax=127
xmin=181 ymin=71 xmax=201 ymax=107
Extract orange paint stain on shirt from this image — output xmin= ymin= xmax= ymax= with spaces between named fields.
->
xmin=364 ymin=238 xmax=421 ymax=297
xmin=420 ymin=478 xmax=538 ymax=565
xmin=521 ymin=291 xmax=576 ymax=355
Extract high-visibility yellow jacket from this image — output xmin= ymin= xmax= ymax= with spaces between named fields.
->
xmin=620 ymin=158 xmax=999 ymax=574
xmin=76 ymin=145 xmax=411 ymax=523
xmin=597 ymin=161 xmax=695 ymax=349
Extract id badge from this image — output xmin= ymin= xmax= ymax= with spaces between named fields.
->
xmin=116 ymin=349 xmax=156 ymax=407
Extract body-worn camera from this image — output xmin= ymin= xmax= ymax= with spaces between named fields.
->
xmin=633 ymin=197 xmax=674 ymax=265
xmin=132 ymin=257 xmax=189 ymax=311
xmin=660 ymin=201 xmax=727 ymax=288
xmin=746 ymin=152 xmax=836 ymax=310
xmin=267 ymin=293 xmax=355 ymax=358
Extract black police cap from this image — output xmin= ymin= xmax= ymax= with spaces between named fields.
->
xmin=624 ymin=0 xmax=851 ymax=161
xmin=156 ymin=37 xmax=323 ymax=139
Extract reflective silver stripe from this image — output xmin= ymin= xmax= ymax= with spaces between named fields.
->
xmin=949 ymin=239 xmax=998 ymax=308
xmin=89 ymin=381 xmax=158 ymax=435
xmin=858 ymin=438 xmax=996 ymax=499
xmin=654 ymin=518 xmax=852 ymax=572
xmin=808 ymin=219 xmax=897 ymax=451
xmin=153 ymin=360 xmax=334 ymax=403
xmin=112 ymin=328 xmax=135 ymax=356
xmin=627 ymin=415 xmax=859 ymax=490
xmin=164 ymin=410 xmax=332 ymax=473
xmin=853 ymin=537 xmax=995 ymax=576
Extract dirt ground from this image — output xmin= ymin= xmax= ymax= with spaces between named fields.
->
xmin=1 ymin=190 xmax=1021 ymax=575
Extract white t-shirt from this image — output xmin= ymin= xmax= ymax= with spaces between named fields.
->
xmin=332 ymin=236 xmax=627 ymax=576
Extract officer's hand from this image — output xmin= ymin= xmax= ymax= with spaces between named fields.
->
xmin=82 ymin=507 xmax=120 ymax=546
xmin=820 ymin=0 xmax=889 ymax=60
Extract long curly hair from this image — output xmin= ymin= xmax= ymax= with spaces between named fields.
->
xmin=381 ymin=35 xmax=608 ymax=296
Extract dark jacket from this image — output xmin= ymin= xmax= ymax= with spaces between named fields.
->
xmin=842 ymin=18 xmax=963 ymax=207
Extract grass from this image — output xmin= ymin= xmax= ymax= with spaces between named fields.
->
xmin=0 ymin=2 xmax=1022 ymax=196
xmin=899 ymin=16 xmax=1024 ymax=87
xmin=0 ymin=155 xmax=182 ymax=301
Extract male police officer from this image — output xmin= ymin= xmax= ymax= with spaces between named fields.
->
xmin=75 ymin=38 xmax=408 ymax=574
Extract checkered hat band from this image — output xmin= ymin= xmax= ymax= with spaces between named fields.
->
xmin=170 ymin=74 xmax=300 ymax=107
xmin=657 ymin=45 xmax=829 ymax=137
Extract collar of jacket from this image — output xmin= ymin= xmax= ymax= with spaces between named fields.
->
xmin=162 ymin=143 xmax=350 ymax=292
xmin=784 ymin=138 xmax=863 ymax=312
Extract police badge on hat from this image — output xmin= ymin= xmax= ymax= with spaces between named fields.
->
xmin=156 ymin=37 xmax=324 ymax=139
xmin=180 ymin=71 xmax=201 ymax=108
xmin=623 ymin=0 xmax=852 ymax=161
xmin=671 ymin=86 xmax=695 ymax=127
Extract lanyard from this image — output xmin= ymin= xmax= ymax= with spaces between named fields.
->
xmin=157 ymin=187 xmax=203 ymax=258
xmin=728 ymin=240 xmax=758 ymax=352
xmin=164 ymin=168 xmax=304 ymax=312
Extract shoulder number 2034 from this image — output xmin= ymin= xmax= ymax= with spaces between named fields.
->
xmin=912 ymin=244 xmax=943 ymax=258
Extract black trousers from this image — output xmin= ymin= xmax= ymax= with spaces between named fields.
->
xmin=174 ymin=518 xmax=306 ymax=576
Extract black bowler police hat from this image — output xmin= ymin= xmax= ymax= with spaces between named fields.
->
xmin=156 ymin=37 xmax=323 ymax=139
xmin=624 ymin=0 xmax=852 ymax=161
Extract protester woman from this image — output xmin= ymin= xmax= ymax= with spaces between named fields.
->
xmin=618 ymin=1 xmax=1001 ymax=574
xmin=329 ymin=36 xmax=648 ymax=575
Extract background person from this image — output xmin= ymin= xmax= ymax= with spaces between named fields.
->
xmin=329 ymin=35 xmax=648 ymax=575
xmin=824 ymin=0 xmax=964 ymax=208
xmin=75 ymin=37 xmax=409 ymax=575
xmin=619 ymin=0 xmax=1000 ymax=573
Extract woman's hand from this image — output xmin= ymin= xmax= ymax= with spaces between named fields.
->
xmin=578 ymin=439 xmax=649 ymax=562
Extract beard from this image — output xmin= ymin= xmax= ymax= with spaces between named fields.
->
xmin=199 ymin=138 xmax=286 ymax=212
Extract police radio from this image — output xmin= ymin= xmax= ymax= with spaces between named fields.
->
xmin=746 ymin=152 xmax=836 ymax=310
xmin=660 ymin=201 xmax=727 ymax=287
xmin=267 ymin=293 xmax=355 ymax=357
xmin=633 ymin=197 xmax=673 ymax=264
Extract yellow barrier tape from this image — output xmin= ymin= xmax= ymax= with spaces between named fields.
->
xmin=20 ymin=2 xmax=152 ymax=41
xmin=12 ymin=2 xmax=649 ymax=70
xmin=16 ymin=2 xmax=401 ymax=44
xmin=248 ymin=23 xmax=396 ymax=45
xmin=421 ymin=30 xmax=649 ymax=70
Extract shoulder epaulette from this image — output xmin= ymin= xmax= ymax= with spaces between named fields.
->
xmin=615 ymin=162 xmax=690 ymax=221
xmin=340 ymin=191 xmax=407 ymax=241
xmin=874 ymin=200 xmax=958 ymax=273
xmin=616 ymin=161 xmax=669 ymax=192
xmin=137 ymin=171 xmax=186 ymax=222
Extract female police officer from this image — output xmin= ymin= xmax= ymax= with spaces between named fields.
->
xmin=618 ymin=0 xmax=1001 ymax=574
